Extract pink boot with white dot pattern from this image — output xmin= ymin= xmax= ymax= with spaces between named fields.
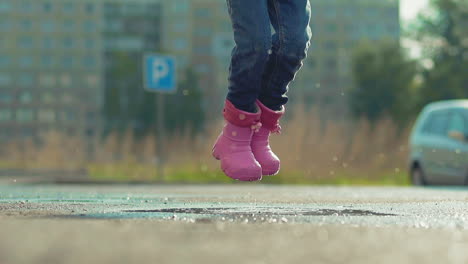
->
xmin=251 ymin=100 xmax=285 ymax=176
xmin=212 ymin=100 xmax=263 ymax=181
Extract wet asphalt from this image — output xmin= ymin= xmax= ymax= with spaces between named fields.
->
xmin=1 ymin=184 xmax=468 ymax=263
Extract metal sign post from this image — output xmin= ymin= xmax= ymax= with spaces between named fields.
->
xmin=143 ymin=54 xmax=176 ymax=181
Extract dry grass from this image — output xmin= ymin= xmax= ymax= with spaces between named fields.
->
xmin=0 ymin=105 xmax=411 ymax=184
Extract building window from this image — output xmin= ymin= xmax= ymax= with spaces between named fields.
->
xmin=324 ymin=41 xmax=337 ymax=51
xmin=195 ymin=64 xmax=211 ymax=74
xmin=20 ymin=19 xmax=33 ymax=31
xmin=63 ymin=37 xmax=74 ymax=48
xmin=0 ymin=56 xmax=10 ymax=68
xmin=85 ymin=3 xmax=94 ymax=13
xmin=0 ymin=73 xmax=12 ymax=85
xmin=41 ymin=21 xmax=55 ymax=32
xmin=84 ymin=21 xmax=97 ymax=32
xmin=324 ymin=8 xmax=337 ymax=18
xmin=61 ymin=94 xmax=72 ymax=103
xmin=18 ymin=74 xmax=34 ymax=86
xmin=386 ymin=7 xmax=399 ymax=18
xmin=84 ymin=39 xmax=95 ymax=49
xmin=61 ymin=56 xmax=73 ymax=68
xmin=60 ymin=74 xmax=72 ymax=87
xmin=173 ymin=39 xmax=188 ymax=51
xmin=325 ymin=58 xmax=337 ymax=70
xmin=195 ymin=8 xmax=211 ymax=18
xmin=65 ymin=110 xmax=76 ymax=121
xmin=41 ymin=92 xmax=55 ymax=104
xmin=103 ymin=3 xmax=119 ymax=14
xmin=172 ymin=1 xmax=189 ymax=14
xmin=63 ymin=2 xmax=74 ymax=13
xmin=195 ymin=28 xmax=211 ymax=37
xmin=173 ymin=21 xmax=188 ymax=33
xmin=18 ymin=36 xmax=34 ymax=48
xmin=0 ymin=109 xmax=12 ymax=122
xmin=0 ymin=90 xmax=12 ymax=102
xmin=325 ymin=23 xmax=338 ymax=33
xmin=16 ymin=109 xmax=34 ymax=122
xmin=39 ymin=74 xmax=56 ymax=87
xmin=83 ymin=56 xmax=96 ymax=68
xmin=308 ymin=58 xmax=316 ymax=68
xmin=19 ymin=91 xmax=33 ymax=104
xmin=0 ymin=2 xmax=11 ymax=13
xmin=41 ymin=55 xmax=54 ymax=67
xmin=342 ymin=6 xmax=356 ymax=17
xmin=85 ymin=74 xmax=99 ymax=87
xmin=0 ymin=19 xmax=11 ymax=32
xmin=43 ymin=2 xmax=52 ymax=12
xmin=63 ymin=20 xmax=75 ymax=31
xmin=19 ymin=56 xmax=34 ymax=68
xmin=42 ymin=38 xmax=55 ymax=49
xmin=38 ymin=110 xmax=55 ymax=122
xmin=195 ymin=46 xmax=210 ymax=55
xmin=104 ymin=20 xmax=123 ymax=32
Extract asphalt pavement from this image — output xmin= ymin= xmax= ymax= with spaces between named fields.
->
xmin=1 ymin=183 xmax=468 ymax=264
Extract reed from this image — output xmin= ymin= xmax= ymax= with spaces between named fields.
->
xmin=0 ymin=105 xmax=411 ymax=184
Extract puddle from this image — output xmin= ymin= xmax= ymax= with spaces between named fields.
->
xmin=123 ymin=207 xmax=396 ymax=217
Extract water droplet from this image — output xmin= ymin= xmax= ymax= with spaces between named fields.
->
xmin=232 ymin=131 xmax=237 ymax=136
xmin=239 ymin=114 xmax=246 ymax=120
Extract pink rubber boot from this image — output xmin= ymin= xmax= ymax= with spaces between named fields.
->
xmin=212 ymin=100 xmax=263 ymax=181
xmin=251 ymin=100 xmax=285 ymax=176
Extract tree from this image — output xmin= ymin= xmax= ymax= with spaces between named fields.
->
xmin=413 ymin=0 xmax=468 ymax=104
xmin=349 ymin=40 xmax=418 ymax=125
xmin=103 ymin=53 xmax=205 ymax=138
xmin=165 ymin=68 xmax=205 ymax=135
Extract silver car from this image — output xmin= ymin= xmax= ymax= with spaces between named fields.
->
xmin=409 ymin=100 xmax=468 ymax=185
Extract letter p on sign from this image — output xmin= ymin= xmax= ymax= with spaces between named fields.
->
xmin=144 ymin=54 xmax=177 ymax=93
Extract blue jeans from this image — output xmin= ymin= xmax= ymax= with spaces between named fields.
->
xmin=226 ymin=0 xmax=312 ymax=112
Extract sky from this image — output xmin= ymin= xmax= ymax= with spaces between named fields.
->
xmin=400 ymin=0 xmax=430 ymax=21
xmin=400 ymin=0 xmax=430 ymax=58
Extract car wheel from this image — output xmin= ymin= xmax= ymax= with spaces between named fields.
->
xmin=411 ymin=167 xmax=426 ymax=186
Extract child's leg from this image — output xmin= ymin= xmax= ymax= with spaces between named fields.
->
xmin=259 ymin=0 xmax=312 ymax=111
xmin=226 ymin=0 xmax=273 ymax=113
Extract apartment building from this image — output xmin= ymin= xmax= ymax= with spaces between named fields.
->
xmin=294 ymin=0 xmax=400 ymax=116
xmin=0 ymin=0 xmax=164 ymax=141
xmin=0 ymin=0 xmax=103 ymax=140
xmin=0 ymin=0 xmax=400 ymax=142
xmin=162 ymin=0 xmax=400 ymax=117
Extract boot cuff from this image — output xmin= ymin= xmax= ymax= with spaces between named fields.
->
xmin=223 ymin=100 xmax=261 ymax=128
xmin=256 ymin=100 xmax=285 ymax=131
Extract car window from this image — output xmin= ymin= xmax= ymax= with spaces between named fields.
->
xmin=448 ymin=112 xmax=466 ymax=133
xmin=422 ymin=111 xmax=450 ymax=136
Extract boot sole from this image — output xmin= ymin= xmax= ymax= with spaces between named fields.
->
xmin=263 ymin=170 xmax=279 ymax=176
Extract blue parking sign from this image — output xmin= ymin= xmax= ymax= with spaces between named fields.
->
xmin=144 ymin=54 xmax=176 ymax=93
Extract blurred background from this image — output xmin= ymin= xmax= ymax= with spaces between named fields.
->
xmin=0 ymin=0 xmax=466 ymax=184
